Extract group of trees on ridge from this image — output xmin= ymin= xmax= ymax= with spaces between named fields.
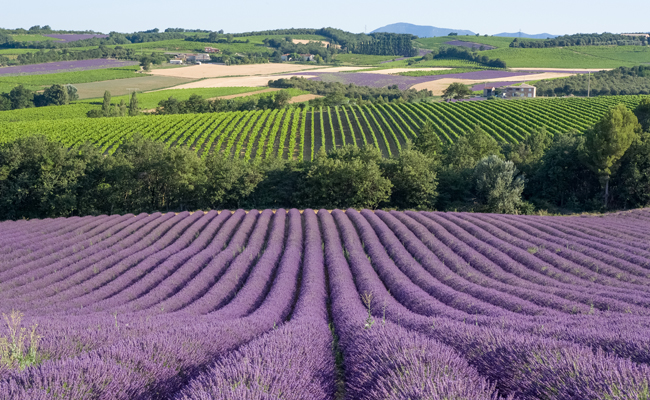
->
xmin=511 ymin=32 xmax=649 ymax=48
xmin=0 ymin=84 xmax=79 ymax=110
xmin=535 ymin=66 xmax=650 ymax=97
xmin=1 ymin=99 xmax=649 ymax=220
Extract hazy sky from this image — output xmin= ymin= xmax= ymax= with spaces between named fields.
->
xmin=3 ymin=0 xmax=648 ymax=35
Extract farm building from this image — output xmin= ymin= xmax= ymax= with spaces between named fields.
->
xmin=204 ymin=47 xmax=220 ymax=53
xmin=301 ymin=54 xmax=315 ymax=61
xmin=482 ymin=85 xmax=497 ymax=97
xmin=281 ymin=54 xmax=291 ymax=61
xmin=503 ymin=84 xmax=536 ymax=98
xmin=187 ymin=54 xmax=211 ymax=63
xmin=169 ymin=59 xmax=183 ymax=64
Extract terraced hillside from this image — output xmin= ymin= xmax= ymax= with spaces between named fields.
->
xmin=1 ymin=209 xmax=650 ymax=399
xmin=0 ymin=95 xmax=646 ymax=160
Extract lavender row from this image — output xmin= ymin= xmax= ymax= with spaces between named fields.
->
xmin=321 ymin=210 xmax=505 ymax=400
xmin=328 ymin=210 xmax=650 ymax=399
xmin=176 ymin=210 xmax=336 ymax=400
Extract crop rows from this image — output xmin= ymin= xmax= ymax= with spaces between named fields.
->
xmin=0 ymin=95 xmax=646 ymax=159
xmin=1 ymin=208 xmax=650 ymax=399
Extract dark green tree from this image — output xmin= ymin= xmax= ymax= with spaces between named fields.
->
xmin=302 ymin=146 xmax=391 ymax=209
xmin=442 ymin=82 xmax=473 ymax=100
xmin=203 ymin=154 xmax=264 ymax=208
xmin=437 ymin=125 xmax=502 ymax=209
xmin=0 ymin=94 xmax=10 ymax=111
xmin=109 ymin=135 xmax=206 ymax=213
xmin=634 ymin=97 xmax=650 ymax=132
xmin=273 ymin=91 xmax=291 ymax=109
xmin=413 ymin=120 xmax=442 ymax=157
xmin=0 ymin=136 xmax=87 ymax=219
xmin=383 ymin=146 xmax=438 ymax=209
xmin=128 ymin=91 xmax=139 ymax=116
xmin=102 ymin=90 xmax=112 ymax=116
xmin=528 ymin=130 xmax=600 ymax=211
xmin=9 ymin=85 xmax=34 ymax=110
xmin=66 ymin=85 xmax=79 ymax=101
xmin=472 ymin=155 xmax=524 ymax=214
xmin=581 ymin=104 xmax=641 ymax=206
xmin=611 ymin=132 xmax=650 ymax=209
xmin=505 ymin=126 xmax=553 ymax=176
xmin=42 ymin=84 xmax=69 ymax=106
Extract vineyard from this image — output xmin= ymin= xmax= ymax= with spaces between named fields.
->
xmin=1 ymin=209 xmax=650 ymax=399
xmin=0 ymin=95 xmax=647 ymax=160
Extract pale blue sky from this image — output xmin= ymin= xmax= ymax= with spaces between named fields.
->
xmin=3 ymin=0 xmax=648 ymax=36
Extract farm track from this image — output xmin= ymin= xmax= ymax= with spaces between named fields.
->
xmin=1 ymin=209 xmax=650 ymax=399
xmin=0 ymin=95 xmax=647 ymax=160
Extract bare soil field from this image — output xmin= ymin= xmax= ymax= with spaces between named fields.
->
xmin=149 ymin=63 xmax=324 ymax=79
xmin=163 ymin=74 xmax=321 ymax=89
xmin=288 ymin=94 xmax=322 ymax=103
xmin=74 ymin=76 xmax=196 ymax=99
xmin=411 ymin=72 xmax=579 ymax=95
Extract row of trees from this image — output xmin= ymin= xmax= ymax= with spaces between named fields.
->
xmin=535 ymin=66 xmax=650 ymax=97
xmin=432 ymin=46 xmax=507 ymax=68
xmin=511 ymin=33 xmax=648 ymax=48
xmin=0 ymin=84 xmax=78 ymax=111
xmin=0 ymin=45 xmax=169 ymax=67
xmin=87 ymin=91 xmax=139 ymax=118
xmin=154 ymin=91 xmax=292 ymax=115
xmin=2 ymin=99 xmax=649 ymax=219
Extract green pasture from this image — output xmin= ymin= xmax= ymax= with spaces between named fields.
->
xmin=0 ymin=66 xmax=142 ymax=93
xmin=8 ymin=34 xmax=62 ymax=42
xmin=415 ymin=35 xmax=537 ymax=50
xmin=477 ymin=47 xmax=640 ymax=68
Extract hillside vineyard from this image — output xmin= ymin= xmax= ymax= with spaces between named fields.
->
xmin=1 ymin=209 xmax=650 ymax=398
xmin=0 ymin=95 xmax=646 ymax=159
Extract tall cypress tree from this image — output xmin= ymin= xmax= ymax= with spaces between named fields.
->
xmin=128 ymin=91 xmax=139 ymax=117
xmin=102 ymin=91 xmax=112 ymax=117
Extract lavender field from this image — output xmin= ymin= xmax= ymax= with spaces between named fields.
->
xmin=0 ymin=59 xmax=138 ymax=76
xmin=1 ymin=208 xmax=650 ymax=399
xmin=294 ymin=69 xmax=529 ymax=90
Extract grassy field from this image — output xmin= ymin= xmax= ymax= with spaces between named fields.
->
xmin=476 ymin=47 xmax=641 ymax=68
xmin=568 ymin=46 xmax=650 ymax=65
xmin=72 ymin=75 xmax=196 ymax=98
xmin=1 ymin=95 xmax=645 ymax=160
xmin=415 ymin=35 xmax=539 ymax=50
xmin=78 ymin=86 xmax=267 ymax=109
xmin=8 ymin=34 xmax=62 ymax=42
xmin=0 ymin=66 xmax=143 ymax=93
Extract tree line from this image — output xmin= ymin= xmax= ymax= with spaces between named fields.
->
xmin=0 ymin=44 xmax=169 ymax=67
xmin=0 ymin=84 xmax=79 ymax=110
xmin=510 ymin=33 xmax=648 ymax=48
xmin=432 ymin=46 xmax=507 ymax=68
xmin=535 ymin=66 xmax=650 ymax=97
xmin=1 ymin=99 xmax=649 ymax=220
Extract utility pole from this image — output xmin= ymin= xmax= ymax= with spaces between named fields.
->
xmin=587 ymin=71 xmax=591 ymax=98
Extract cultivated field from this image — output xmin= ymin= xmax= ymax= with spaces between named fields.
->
xmin=410 ymin=72 xmax=579 ymax=94
xmin=1 ymin=208 xmax=650 ymax=399
xmin=149 ymin=63 xmax=328 ymax=79
xmin=1 ymin=95 xmax=645 ymax=159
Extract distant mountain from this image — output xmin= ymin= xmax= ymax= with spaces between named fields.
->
xmin=371 ymin=23 xmax=474 ymax=37
xmin=494 ymin=32 xmax=558 ymax=39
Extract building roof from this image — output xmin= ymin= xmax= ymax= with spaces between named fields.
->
xmin=505 ymin=83 xmax=536 ymax=89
